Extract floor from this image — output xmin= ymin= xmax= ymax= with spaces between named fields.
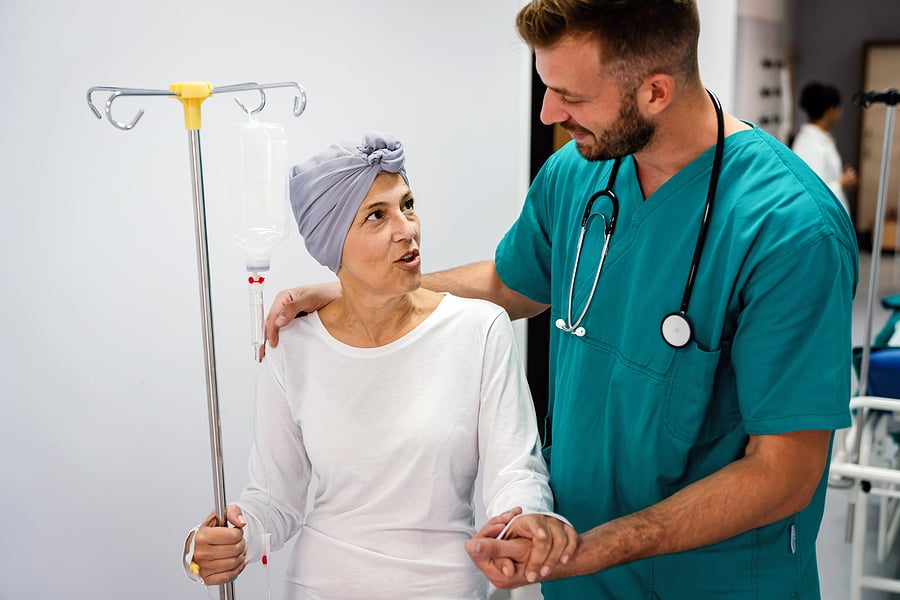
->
xmin=820 ymin=250 xmax=900 ymax=599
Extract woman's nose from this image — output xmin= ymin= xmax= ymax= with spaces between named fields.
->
xmin=393 ymin=216 xmax=418 ymax=241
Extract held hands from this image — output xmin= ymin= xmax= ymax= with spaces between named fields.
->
xmin=188 ymin=506 xmax=249 ymax=585
xmin=261 ymin=282 xmax=342 ymax=360
xmin=466 ymin=508 xmax=579 ymax=589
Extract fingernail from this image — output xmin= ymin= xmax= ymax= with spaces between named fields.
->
xmin=237 ymin=514 xmax=246 ymax=525
xmin=275 ymin=315 xmax=286 ymax=326
xmin=527 ymin=571 xmax=537 ymax=583
xmin=541 ymin=566 xmax=551 ymax=577
xmin=561 ymin=554 xmax=570 ymax=564
xmin=502 ymin=566 xmax=511 ymax=577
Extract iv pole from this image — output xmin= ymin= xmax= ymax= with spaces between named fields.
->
xmin=86 ymin=80 xmax=308 ymax=600
xmin=839 ymin=88 xmax=899 ymax=544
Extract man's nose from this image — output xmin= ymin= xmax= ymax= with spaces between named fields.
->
xmin=540 ymin=88 xmax=568 ymax=125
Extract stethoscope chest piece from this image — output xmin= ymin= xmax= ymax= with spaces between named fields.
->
xmin=661 ymin=313 xmax=692 ymax=348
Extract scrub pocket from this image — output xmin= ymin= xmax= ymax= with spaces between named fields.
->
xmin=650 ymin=519 xmax=803 ymax=599
xmin=662 ymin=342 xmax=740 ymax=444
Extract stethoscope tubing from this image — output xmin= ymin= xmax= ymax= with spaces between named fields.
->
xmin=557 ymin=89 xmax=725 ymax=347
xmin=562 ymin=211 xmax=613 ymax=336
xmin=558 ymin=159 xmax=622 ymax=337
xmin=677 ymin=90 xmax=724 ymax=316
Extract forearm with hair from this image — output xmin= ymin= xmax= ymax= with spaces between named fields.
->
xmin=544 ymin=429 xmax=831 ymax=579
xmin=422 ymin=261 xmax=548 ymax=320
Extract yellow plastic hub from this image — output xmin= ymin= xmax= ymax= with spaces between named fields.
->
xmin=170 ymin=81 xmax=213 ymax=130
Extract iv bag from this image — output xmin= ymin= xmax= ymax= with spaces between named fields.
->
xmin=234 ymin=120 xmax=289 ymax=272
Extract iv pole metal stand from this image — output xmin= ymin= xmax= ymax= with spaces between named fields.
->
xmin=851 ymin=88 xmax=900 ymax=443
xmin=87 ymin=80 xmax=307 ymax=600
xmin=828 ymin=87 xmax=900 ymax=600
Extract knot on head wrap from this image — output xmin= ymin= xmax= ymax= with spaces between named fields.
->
xmin=289 ymin=132 xmax=408 ymax=273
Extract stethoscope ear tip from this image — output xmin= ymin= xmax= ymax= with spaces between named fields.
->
xmin=556 ymin=317 xmax=587 ymax=337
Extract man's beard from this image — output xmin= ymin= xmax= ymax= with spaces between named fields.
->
xmin=565 ymin=95 xmax=655 ymax=161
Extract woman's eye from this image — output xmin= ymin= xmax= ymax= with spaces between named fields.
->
xmin=366 ymin=210 xmax=383 ymax=222
xmin=404 ymin=199 xmax=415 ymax=211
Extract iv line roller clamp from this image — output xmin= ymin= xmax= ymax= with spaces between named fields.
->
xmin=86 ymin=80 xmax=307 ymax=600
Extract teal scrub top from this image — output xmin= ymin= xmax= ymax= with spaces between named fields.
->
xmin=495 ymin=127 xmax=858 ymax=599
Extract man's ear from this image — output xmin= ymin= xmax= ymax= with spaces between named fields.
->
xmin=639 ymin=74 xmax=675 ymax=116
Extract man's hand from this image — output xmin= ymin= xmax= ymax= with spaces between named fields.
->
xmin=262 ymin=282 xmax=341 ymax=359
xmin=466 ymin=509 xmax=579 ymax=589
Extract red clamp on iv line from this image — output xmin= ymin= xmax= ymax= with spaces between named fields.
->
xmin=249 ymin=275 xmax=265 ymax=285
xmin=261 ymin=532 xmax=271 ymax=565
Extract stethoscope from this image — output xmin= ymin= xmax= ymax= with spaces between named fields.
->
xmin=555 ymin=89 xmax=725 ymax=348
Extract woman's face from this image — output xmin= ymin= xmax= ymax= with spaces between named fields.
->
xmin=338 ymin=172 xmax=421 ymax=298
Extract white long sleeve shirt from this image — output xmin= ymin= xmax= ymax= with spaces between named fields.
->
xmin=232 ymin=294 xmax=554 ymax=599
xmin=792 ymin=122 xmax=849 ymax=214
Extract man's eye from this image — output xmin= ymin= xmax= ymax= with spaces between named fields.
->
xmin=366 ymin=210 xmax=384 ymax=221
xmin=404 ymin=199 xmax=415 ymax=211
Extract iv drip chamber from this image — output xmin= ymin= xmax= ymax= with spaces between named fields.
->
xmin=234 ymin=119 xmax=289 ymax=272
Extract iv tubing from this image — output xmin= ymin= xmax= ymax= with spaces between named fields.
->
xmin=249 ymin=275 xmax=266 ymax=363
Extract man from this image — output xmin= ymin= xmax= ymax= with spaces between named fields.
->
xmin=265 ymin=1 xmax=858 ymax=597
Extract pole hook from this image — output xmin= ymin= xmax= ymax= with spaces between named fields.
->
xmin=212 ymin=81 xmax=308 ymax=117
xmin=87 ymin=86 xmax=175 ymax=131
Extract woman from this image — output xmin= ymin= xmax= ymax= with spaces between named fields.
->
xmin=792 ymin=81 xmax=857 ymax=216
xmin=182 ymin=132 xmax=574 ymax=599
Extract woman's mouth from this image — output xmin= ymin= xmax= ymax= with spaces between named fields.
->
xmin=396 ymin=249 xmax=421 ymax=266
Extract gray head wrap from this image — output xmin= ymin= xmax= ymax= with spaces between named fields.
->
xmin=289 ymin=132 xmax=408 ymax=273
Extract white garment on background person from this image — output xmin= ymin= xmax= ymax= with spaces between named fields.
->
xmin=206 ymin=293 xmax=555 ymax=600
xmin=792 ymin=122 xmax=850 ymax=214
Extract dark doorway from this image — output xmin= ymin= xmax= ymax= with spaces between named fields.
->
xmin=525 ymin=59 xmax=555 ymax=439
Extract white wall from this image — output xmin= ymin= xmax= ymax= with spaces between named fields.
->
xmin=698 ymin=0 xmax=739 ymax=113
xmin=0 ymin=2 xmax=530 ymax=599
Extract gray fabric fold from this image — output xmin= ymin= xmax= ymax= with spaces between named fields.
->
xmin=289 ymin=132 xmax=408 ymax=273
